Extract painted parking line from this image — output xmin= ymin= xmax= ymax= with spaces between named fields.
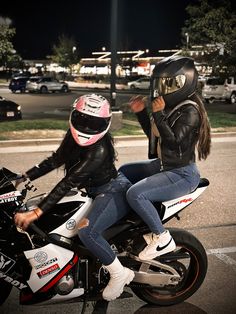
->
xmin=207 ymin=246 xmax=236 ymax=272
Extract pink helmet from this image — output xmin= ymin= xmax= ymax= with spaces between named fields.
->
xmin=69 ymin=94 xmax=112 ymax=146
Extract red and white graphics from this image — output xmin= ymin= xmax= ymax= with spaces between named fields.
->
xmin=162 ymin=185 xmax=208 ymax=221
xmin=24 ymin=244 xmax=74 ymax=292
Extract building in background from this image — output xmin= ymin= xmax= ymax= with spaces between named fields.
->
xmin=5 ymin=46 xmax=215 ymax=79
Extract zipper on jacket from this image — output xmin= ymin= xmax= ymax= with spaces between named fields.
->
xmin=179 ymin=146 xmax=182 ymax=159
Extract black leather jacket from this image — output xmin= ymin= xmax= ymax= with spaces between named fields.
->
xmin=136 ymin=103 xmax=200 ymax=171
xmin=26 ymin=130 xmax=117 ymax=213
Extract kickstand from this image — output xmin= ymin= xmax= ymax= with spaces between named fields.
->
xmin=81 ymin=298 xmax=89 ymax=314
xmin=92 ymin=299 xmax=109 ymax=313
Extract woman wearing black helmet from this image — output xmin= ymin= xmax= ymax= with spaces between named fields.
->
xmin=125 ymin=55 xmax=211 ymax=261
xmin=14 ymin=94 xmax=134 ymax=301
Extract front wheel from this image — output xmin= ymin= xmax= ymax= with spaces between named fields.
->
xmin=131 ymin=228 xmax=208 ymax=306
xmin=0 ymin=280 xmax=12 ymax=305
xmin=61 ymin=85 xmax=69 ymax=93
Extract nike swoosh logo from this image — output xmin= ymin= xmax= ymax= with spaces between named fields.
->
xmin=156 ymin=238 xmax=173 ymax=251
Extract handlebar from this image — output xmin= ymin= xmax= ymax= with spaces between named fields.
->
xmin=29 ymin=222 xmax=49 ymax=240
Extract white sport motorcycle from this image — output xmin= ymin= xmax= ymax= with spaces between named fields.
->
xmin=0 ymin=166 xmax=208 ymax=311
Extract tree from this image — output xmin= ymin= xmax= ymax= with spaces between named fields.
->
xmin=181 ymin=0 xmax=236 ymax=75
xmin=51 ymin=34 xmax=80 ymax=75
xmin=0 ymin=17 xmax=16 ymax=69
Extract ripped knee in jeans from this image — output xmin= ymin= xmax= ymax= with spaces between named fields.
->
xmin=78 ymin=218 xmax=89 ymax=230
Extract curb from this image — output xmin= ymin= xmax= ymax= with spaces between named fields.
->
xmin=0 ymin=132 xmax=236 ymax=148
xmin=0 ymin=135 xmax=146 ymax=148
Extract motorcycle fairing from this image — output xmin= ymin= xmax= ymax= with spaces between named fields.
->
xmin=50 ymin=190 xmax=93 ymax=238
xmin=24 ymin=243 xmax=76 ymax=293
xmin=162 ymin=179 xmax=209 ymax=221
xmin=26 ymin=189 xmax=93 ymax=237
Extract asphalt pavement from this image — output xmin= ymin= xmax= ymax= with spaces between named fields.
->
xmin=1 ymin=134 xmax=236 ymax=314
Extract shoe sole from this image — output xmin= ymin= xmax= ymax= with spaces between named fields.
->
xmin=103 ymin=270 xmax=135 ymax=301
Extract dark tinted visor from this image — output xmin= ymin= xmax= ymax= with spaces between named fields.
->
xmin=71 ymin=110 xmax=110 ymax=135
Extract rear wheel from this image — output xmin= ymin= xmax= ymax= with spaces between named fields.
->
xmin=131 ymin=228 xmax=208 ymax=306
xmin=40 ymin=86 xmax=48 ymax=93
xmin=230 ymin=93 xmax=236 ymax=104
xmin=0 ymin=280 xmax=12 ymax=305
xmin=206 ymin=98 xmax=214 ymax=104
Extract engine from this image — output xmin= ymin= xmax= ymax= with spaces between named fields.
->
xmin=55 ymin=273 xmax=75 ymax=295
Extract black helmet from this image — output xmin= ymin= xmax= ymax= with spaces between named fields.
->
xmin=151 ymin=55 xmax=198 ymax=108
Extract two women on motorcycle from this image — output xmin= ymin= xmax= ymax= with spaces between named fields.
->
xmin=14 ymin=55 xmax=211 ymax=302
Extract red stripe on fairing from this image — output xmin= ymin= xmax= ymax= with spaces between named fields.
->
xmin=20 ymin=292 xmax=34 ymax=303
xmin=40 ymin=255 xmax=79 ymax=292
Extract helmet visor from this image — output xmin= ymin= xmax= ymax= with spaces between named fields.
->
xmin=70 ymin=110 xmax=111 ymax=135
xmin=154 ymin=74 xmax=186 ymax=96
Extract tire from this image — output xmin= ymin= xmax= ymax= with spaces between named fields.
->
xmin=131 ymin=228 xmax=208 ymax=306
xmin=208 ymin=98 xmax=215 ymax=104
xmin=230 ymin=93 xmax=236 ymax=104
xmin=61 ymin=85 xmax=69 ymax=93
xmin=0 ymin=279 xmax=12 ymax=305
xmin=40 ymin=86 xmax=48 ymax=93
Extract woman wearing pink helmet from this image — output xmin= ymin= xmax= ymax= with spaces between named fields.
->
xmin=14 ymin=94 xmax=134 ymax=301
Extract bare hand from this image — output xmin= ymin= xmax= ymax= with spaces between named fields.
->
xmin=14 ymin=207 xmax=43 ymax=230
xmin=129 ymin=95 xmax=147 ymax=113
xmin=152 ymin=96 xmax=165 ymax=112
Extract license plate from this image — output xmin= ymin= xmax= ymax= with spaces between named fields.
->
xmin=7 ymin=111 xmax=15 ymax=117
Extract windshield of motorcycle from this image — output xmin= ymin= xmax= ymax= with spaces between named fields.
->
xmin=0 ymin=168 xmax=17 ymax=189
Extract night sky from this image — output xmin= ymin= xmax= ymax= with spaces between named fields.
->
xmin=1 ymin=0 xmax=197 ymax=59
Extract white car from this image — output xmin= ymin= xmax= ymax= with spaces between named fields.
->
xmin=127 ymin=77 xmax=150 ymax=90
xmin=202 ymin=76 xmax=236 ymax=104
xmin=26 ymin=77 xmax=70 ymax=93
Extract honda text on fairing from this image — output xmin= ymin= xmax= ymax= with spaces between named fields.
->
xmin=0 ymin=167 xmax=208 ymax=310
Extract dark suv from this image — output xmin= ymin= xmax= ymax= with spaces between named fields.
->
xmin=9 ymin=77 xmax=29 ymax=93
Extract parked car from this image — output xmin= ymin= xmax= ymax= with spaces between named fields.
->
xmin=8 ymin=76 xmax=29 ymax=93
xmin=202 ymin=76 xmax=236 ymax=104
xmin=0 ymin=96 xmax=22 ymax=121
xmin=127 ymin=77 xmax=150 ymax=90
xmin=11 ymin=71 xmax=31 ymax=78
xmin=26 ymin=77 xmax=70 ymax=93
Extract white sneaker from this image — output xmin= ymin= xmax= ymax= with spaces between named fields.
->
xmin=143 ymin=232 xmax=152 ymax=245
xmin=139 ymin=230 xmax=176 ymax=260
xmin=102 ymin=258 xmax=135 ymax=301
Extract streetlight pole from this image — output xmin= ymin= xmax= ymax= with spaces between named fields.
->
xmin=185 ymin=32 xmax=189 ymax=51
xmin=110 ymin=0 xmax=118 ymax=110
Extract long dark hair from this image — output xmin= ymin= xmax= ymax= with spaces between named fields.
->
xmin=56 ymin=129 xmax=117 ymax=172
xmin=190 ymin=93 xmax=211 ymax=160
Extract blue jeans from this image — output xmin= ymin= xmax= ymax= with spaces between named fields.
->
xmin=78 ymin=172 xmax=132 ymax=265
xmin=125 ymin=161 xmax=200 ymax=234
